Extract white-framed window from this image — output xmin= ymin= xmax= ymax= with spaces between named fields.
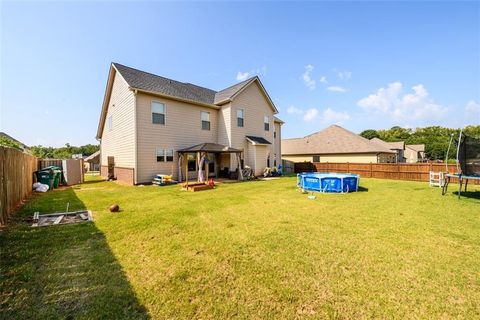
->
xmin=165 ymin=149 xmax=173 ymax=162
xmin=108 ymin=115 xmax=113 ymax=131
xmin=237 ymin=109 xmax=244 ymax=127
xmin=264 ymin=115 xmax=269 ymax=131
xmin=152 ymin=101 xmax=165 ymax=124
xmin=156 ymin=148 xmax=174 ymax=162
xmin=201 ymin=111 xmax=210 ymax=130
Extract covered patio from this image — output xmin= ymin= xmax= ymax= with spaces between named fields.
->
xmin=177 ymin=143 xmax=244 ymax=183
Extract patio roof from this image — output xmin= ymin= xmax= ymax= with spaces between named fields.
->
xmin=177 ymin=142 xmax=242 ymax=153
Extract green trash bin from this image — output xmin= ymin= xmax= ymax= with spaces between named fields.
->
xmin=53 ymin=170 xmax=62 ymax=188
xmin=35 ymin=170 xmax=54 ymax=190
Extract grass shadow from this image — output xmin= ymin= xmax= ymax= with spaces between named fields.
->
xmin=357 ymin=186 xmax=369 ymax=192
xmin=0 ymin=187 xmax=149 ymax=319
xmin=452 ymin=190 xmax=480 ymax=200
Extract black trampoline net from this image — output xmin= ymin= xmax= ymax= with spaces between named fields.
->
xmin=458 ymin=135 xmax=480 ymax=176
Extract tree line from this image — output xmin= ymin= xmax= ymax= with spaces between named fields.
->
xmin=360 ymin=125 xmax=480 ymax=160
xmin=29 ymin=144 xmax=100 ymax=159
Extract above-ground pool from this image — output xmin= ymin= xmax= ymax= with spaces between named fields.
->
xmin=297 ymin=172 xmax=360 ymax=193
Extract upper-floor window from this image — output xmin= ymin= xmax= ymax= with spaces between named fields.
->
xmin=152 ymin=101 xmax=165 ymax=125
xmin=201 ymin=111 xmax=210 ymax=130
xmin=156 ymin=148 xmax=174 ymax=162
xmin=237 ymin=109 xmax=244 ymax=127
xmin=274 ymin=131 xmax=276 ymax=139
xmin=264 ymin=116 xmax=269 ymax=131
xmin=108 ymin=115 xmax=113 ymax=131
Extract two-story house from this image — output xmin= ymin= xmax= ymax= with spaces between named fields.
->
xmin=96 ymin=63 xmax=283 ymax=185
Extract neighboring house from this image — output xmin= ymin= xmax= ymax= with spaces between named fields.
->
xmin=282 ymin=125 xmax=395 ymax=163
xmin=96 ymin=63 xmax=283 ymax=185
xmin=405 ymin=144 xmax=426 ymax=163
xmin=370 ymin=138 xmax=405 ymax=163
xmin=0 ymin=132 xmax=29 ymax=151
xmin=84 ymin=150 xmax=100 ymax=171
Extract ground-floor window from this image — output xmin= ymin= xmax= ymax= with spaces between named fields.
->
xmin=157 ymin=148 xmax=174 ymax=162
xmin=313 ymin=155 xmax=320 ymax=162
xmin=187 ymin=154 xmax=196 ymax=171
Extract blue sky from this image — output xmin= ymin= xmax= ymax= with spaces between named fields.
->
xmin=1 ymin=1 xmax=479 ymax=147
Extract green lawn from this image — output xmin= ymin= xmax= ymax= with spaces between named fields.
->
xmin=1 ymin=176 xmax=479 ymax=319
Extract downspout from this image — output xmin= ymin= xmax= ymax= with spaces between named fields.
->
xmin=133 ymin=89 xmax=138 ymax=184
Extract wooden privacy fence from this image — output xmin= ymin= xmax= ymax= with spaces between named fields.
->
xmin=293 ymin=162 xmax=477 ymax=184
xmin=0 ymin=147 xmax=38 ymax=226
xmin=38 ymin=159 xmax=63 ymax=170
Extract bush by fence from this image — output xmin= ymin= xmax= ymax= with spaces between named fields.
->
xmin=293 ymin=162 xmax=473 ymax=183
xmin=0 ymin=147 xmax=38 ymax=225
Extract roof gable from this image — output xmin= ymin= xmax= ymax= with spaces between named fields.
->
xmin=216 ymin=77 xmax=278 ymax=113
xmin=282 ymin=125 xmax=395 ymax=155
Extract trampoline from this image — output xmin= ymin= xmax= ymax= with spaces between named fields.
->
xmin=442 ymin=130 xmax=480 ymax=199
xmin=297 ymin=172 xmax=359 ymax=193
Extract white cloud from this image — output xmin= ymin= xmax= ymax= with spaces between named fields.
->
xmin=290 ymin=106 xmax=350 ymax=124
xmin=327 ymin=86 xmax=348 ymax=93
xmin=320 ymin=76 xmax=328 ymax=85
xmin=322 ymin=108 xmax=350 ymax=123
xmin=465 ymin=100 xmax=480 ymax=118
xmin=286 ymin=105 xmax=303 ymax=115
xmin=335 ymin=70 xmax=352 ymax=81
xmin=301 ymin=65 xmax=316 ymax=90
xmin=236 ymin=71 xmax=250 ymax=81
xmin=357 ymin=82 xmax=447 ymax=121
xmin=235 ymin=66 xmax=267 ymax=81
xmin=303 ymin=108 xmax=319 ymax=122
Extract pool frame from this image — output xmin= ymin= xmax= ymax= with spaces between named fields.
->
xmin=297 ymin=172 xmax=360 ymax=193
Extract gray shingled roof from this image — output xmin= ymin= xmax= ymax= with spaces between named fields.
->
xmin=214 ymin=77 xmax=255 ymax=104
xmin=282 ymin=125 xmax=395 ymax=155
xmin=177 ymin=143 xmax=242 ymax=153
xmin=246 ymin=136 xmax=272 ymax=145
xmin=113 ymin=63 xmax=217 ymax=105
xmin=370 ymin=138 xmax=405 ymax=150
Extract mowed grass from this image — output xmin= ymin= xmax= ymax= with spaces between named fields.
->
xmin=1 ymin=176 xmax=480 ymax=319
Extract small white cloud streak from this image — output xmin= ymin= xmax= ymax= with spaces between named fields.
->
xmin=303 ymin=108 xmax=319 ymax=122
xmin=301 ymin=65 xmax=316 ymax=90
xmin=327 ymin=86 xmax=348 ymax=93
xmin=236 ymin=66 xmax=267 ymax=81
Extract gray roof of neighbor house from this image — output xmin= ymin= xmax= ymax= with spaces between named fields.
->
xmin=0 ymin=132 xmax=28 ymax=149
xmin=84 ymin=150 xmax=100 ymax=162
xmin=282 ymin=125 xmax=395 ymax=155
xmin=406 ymin=144 xmax=425 ymax=152
xmin=370 ymin=138 xmax=405 ymax=150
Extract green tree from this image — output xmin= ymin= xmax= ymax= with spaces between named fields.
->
xmin=360 ymin=129 xmax=380 ymax=140
xmin=0 ymin=137 xmax=22 ymax=150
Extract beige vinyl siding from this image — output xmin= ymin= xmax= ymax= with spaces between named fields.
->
xmin=273 ymin=122 xmax=281 ymax=167
xmin=282 ymin=155 xmax=315 ymax=163
xmin=229 ymin=81 xmax=275 ymax=172
xmin=100 ymin=71 xmax=135 ymax=169
xmin=217 ymin=103 xmax=231 ymax=147
xmin=135 ymin=93 xmax=219 ymax=183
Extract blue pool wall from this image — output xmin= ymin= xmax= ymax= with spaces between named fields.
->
xmin=297 ymin=172 xmax=360 ymax=193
